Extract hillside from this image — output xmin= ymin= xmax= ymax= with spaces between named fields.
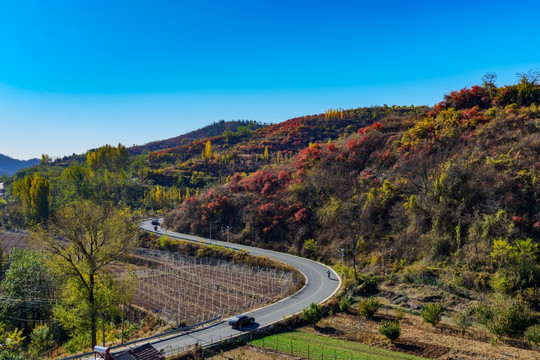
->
xmin=3 ymin=75 xmax=540 ymax=357
xmin=165 ymin=76 xmax=540 ymax=302
xmin=0 ymin=154 xmax=39 ymax=176
xmin=1 ymin=106 xmax=430 ymax=226
xmin=141 ymin=106 xmax=428 ymax=189
xmin=128 ymin=119 xmax=265 ymax=155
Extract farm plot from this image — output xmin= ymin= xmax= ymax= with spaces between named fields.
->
xmin=121 ymin=248 xmax=294 ymax=325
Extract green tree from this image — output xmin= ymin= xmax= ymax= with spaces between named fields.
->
xmin=34 ymin=200 xmax=137 ymax=349
xmin=28 ymin=325 xmax=55 ymax=359
xmin=303 ymin=239 xmax=318 ymax=258
xmin=338 ymin=296 xmax=351 ymax=312
xmin=29 ymin=175 xmax=49 ymax=222
xmin=12 ymin=176 xmax=32 ymax=217
xmin=357 ymin=297 xmax=380 ymax=319
xmin=421 ymin=303 xmax=443 ymax=328
xmin=53 ymin=273 xmax=123 ymax=351
xmin=525 ymin=324 xmax=540 ymax=348
xmin=302 ymin=302 xmax=323 ymax=325
xmin=453 ymin=309 xmax=473 ymax=334
xmin=0 ymin=322 xmax=25 ymax=355
xmin=379 ymin=320 xmax=400 ymax=342
xmin=86 ymin=144 xmax=129 ymax=173
xmin=40 ymin=154 xmax=52 ymax=165
xmin=490 ymin=238 xmax=539 ymax=293
xmin=486 ymin=299 xmax=533 ymax=338
xmin=61 ymin=163 xmax=91 ymax=200
xmin=0 ymin=249 xmax=56 ymax=334
xmin=12 ymin=174 xmax=50 ymax=223
xmin=0 ymin=352 xmax=27 ymax=360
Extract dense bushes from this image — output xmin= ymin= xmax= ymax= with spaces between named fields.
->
xmin=486 ymin=299 xmax=534 ymax=338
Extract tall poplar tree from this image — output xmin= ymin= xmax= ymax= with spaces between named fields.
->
xmin=203 ymin=140 xmax=213 ymax=160
xmin=12 ymin=174 xmax=50 ymax=223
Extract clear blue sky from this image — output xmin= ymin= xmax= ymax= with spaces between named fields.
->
xmin=1 ymin=0 xmax=539 ymax=160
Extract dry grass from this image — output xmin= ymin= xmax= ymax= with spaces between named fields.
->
xmin=307 ymin=310 xmax=540 ymax=360
xmin=205 ymin=345 xmax=301 ymax=360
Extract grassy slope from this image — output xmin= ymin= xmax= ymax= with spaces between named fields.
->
xmin=250 ymin=331 xmax=430 ymax=360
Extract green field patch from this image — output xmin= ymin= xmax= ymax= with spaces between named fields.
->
xmin=250 ymin=330 xmax=430 ymax=360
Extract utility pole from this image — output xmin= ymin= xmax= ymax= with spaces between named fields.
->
xmin=339 ymin=248 xmax=345 ymax=280
xmin=226 ymin=226 xmax=231 ymax=243
xmin=209 ymin=221 xmax=212 ymax=239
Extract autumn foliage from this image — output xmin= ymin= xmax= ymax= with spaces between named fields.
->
xmin=165 ymin=77 xmax=540 ymax=302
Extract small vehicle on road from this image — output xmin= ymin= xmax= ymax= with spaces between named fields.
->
xmin=151 ymin=219 xmax=160 ymax=226
xmin=228 ymin=315 xmax=255 ymax=328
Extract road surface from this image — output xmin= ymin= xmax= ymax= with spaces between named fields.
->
xmin=123 ymin=219 xmax=341 ymax=355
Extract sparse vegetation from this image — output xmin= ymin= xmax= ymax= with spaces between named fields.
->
xmin=453 ymin=309 xmax=473 ymax=334
xmin=379 ymin=320 xmax=401 ymax=342
xmin=357 ymin=297 xmax=380 ymax=319
xmin=421 ymin=303 xmax=443 ymax=328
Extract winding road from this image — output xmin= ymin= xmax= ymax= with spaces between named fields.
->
xmin=120 ymin=220 xmax=341 ymax=356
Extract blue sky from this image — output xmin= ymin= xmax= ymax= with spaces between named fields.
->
xmin=1 ymin=0 xmax=539 ymax=160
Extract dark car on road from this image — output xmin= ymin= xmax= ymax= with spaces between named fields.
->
xmin=228 ymin=315 xmax=255 ymax=328
xmin=151 ymin=219 xmax=160 ymax=226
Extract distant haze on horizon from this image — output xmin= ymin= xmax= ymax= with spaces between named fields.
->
xmin=1 ymin=0 xmax=539 ymax=160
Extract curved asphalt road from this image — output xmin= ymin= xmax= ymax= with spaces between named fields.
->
xmin=135 ymin=219 xmax=341 ymax=355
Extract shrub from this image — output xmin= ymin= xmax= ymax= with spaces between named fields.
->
xmin=354 ymin=274 xmax=379 ymax=296
xmin=158 ymin=235 xmax=179 ymax=249
xmin=472 ymin=303 xmax=494 ymax=325
xmin=302 ymin=302 xmax=323 ymax=325
xmin=402 ymin=262 xmax=432 ymax=283
xmin=453 ymin=310 xmax=473 ymax=334
xmin=473 ymin=272 xmax=492 ymax=292
xmin=487 ymin=300 xmax=533 ymax=338
xmin=396 ymin=309 xmax=405 ymax=322
xmin=338 ymin=297 xmax=351 ymax=312
xmin=525 ymin=324 xmax=540 ymax=347
xmin=379 ymin=320 xmax=400 ymax=342
xmin=421 ymin=303 xmax=443 ymax=328
xmin=357 ymin=297 xmax=380 ymax=319
xmin=29 ymin=325 xmax=55 ymax=359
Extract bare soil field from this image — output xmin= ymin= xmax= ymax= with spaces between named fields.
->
xmin=112 ymin=248 xmax=294 ymax=326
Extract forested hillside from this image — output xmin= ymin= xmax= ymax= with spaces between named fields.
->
xmin=165 ymin=74 xmax=540 ymax=302
xmin=1 ymin=104 xmax=426 ymax=230
xmin=2 ymin=74 xmax=540 ymax=357
xmin=127 ymin=119 xmax=265 ymax=155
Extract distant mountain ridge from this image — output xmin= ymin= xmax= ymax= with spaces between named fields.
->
xmin=0 ymin=154 xmax=40 ymax=176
